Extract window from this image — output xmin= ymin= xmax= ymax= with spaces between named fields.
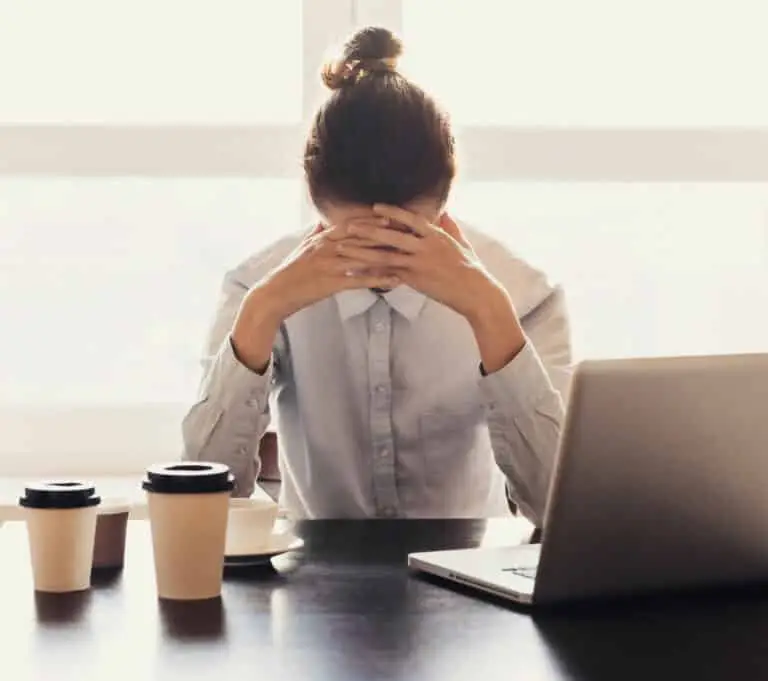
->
xmin=402 ymin=0 xmax=768 ymax=127
xmin=449 ymin=183 xmax=768 ymax=359
xmin=0 ymin=0 xmax=350 ymax=473
xmin=0 ymin=178 xmax=301 ymax=404
xmin=0 ymin=0 xmax=302 ymax=124
xmin=390 ymin=0 xmax=768 ymax=357
xmin=0 ymin=178 xmax=301 ymax=476
xmin=2 ymin=0 xmax=767 ymax=474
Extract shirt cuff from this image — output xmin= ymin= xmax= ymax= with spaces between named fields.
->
xmin=479 ymin=340 xmax=555 ymax=416
xmin=202 ymin=335 xmax=273 ymax=414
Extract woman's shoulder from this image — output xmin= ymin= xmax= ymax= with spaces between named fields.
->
xmin=222 ymin=229 xmax=306 ymax=289
xmin=460 ymin=220 xmax=560 ymax=318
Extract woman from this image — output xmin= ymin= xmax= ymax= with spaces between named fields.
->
xmin=182 ymin=27 xmax=572 ymax=525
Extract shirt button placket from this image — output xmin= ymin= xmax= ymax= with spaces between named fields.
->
xmin=368 ymin=300 xmax=399 ymax=518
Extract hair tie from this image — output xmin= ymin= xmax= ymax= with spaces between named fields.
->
xmin=341 ymin=57 xmax=398 ymax=85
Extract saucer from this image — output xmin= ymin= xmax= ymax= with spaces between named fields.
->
xmin=224 ymin=531 xmax=304 ymax=567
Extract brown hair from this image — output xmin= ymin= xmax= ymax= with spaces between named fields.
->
xmin=303 ymin=27 xmax=456 ymax=209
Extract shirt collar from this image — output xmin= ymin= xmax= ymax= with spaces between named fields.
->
xmin=335 ymin=286 xmax=427 ymax=322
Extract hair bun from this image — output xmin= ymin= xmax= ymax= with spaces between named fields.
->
xmin=321 ymin=26 xmax=403 ymax=91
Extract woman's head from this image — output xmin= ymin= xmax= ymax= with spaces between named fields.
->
xmin=304 ymin=26 xmax=456 ymax=225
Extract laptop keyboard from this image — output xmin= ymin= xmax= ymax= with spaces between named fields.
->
xmin=501 ymin=566 xmax=538 ymax=580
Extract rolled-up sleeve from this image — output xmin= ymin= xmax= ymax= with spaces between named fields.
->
xmin=181 ymin=269 xmax=275 ymax=497
xmin=480 ymin=286 xmax=573 ymax=526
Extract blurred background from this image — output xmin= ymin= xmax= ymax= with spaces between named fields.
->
xmin=1 ymin=0 xmax=766 ymax=475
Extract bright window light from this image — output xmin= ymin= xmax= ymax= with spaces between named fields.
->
xmin=0 ymin=178 xmax=302 ymax=404
xmin=403 ymin=0 xmax=768 ymax=126
xmin=450 ymin=182 xmax=768 ymax=358
xmin=0 ymin=0 xmax=302 ymax=124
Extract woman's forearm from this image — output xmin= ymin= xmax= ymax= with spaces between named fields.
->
xmin=468 ymin=284 xmax=527 ymax=374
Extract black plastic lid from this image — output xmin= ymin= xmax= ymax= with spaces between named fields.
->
xmin=142 ymin=462 xmax=235 ymax=495
xmin=19 ymin=481 xmax=101 ymax=510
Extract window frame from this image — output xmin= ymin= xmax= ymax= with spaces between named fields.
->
xmin=2 ymin=0 xmax=768 ymax=183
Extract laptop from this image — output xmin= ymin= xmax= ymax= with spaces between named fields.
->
xmin=408 ymin=353 xmax=768 ymax=606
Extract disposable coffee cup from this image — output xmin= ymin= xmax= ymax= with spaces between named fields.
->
xmin=143 ymin=462 xmax=234 ymax=601
xmin=19 ymin=482 xmax=101 ymax=593
xmin=92 ymin=500 xmax=131 ymax=570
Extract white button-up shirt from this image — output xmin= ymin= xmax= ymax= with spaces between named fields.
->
xmin=182 ymin=223 xmax=572 ymax=525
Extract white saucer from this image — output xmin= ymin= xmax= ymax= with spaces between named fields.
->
xmin=224 ymin=531 xmax=304 ymax=567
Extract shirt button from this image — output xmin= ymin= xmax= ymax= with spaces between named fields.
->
xmin=375 ymin=385 xmax=387 ymax=394
xmin=374 ymin=322 xmax=385 ymax=333
xmin=382 ymin=507 xmax=396 ymax=517
xmin=379 ymin=449 xmax=389 ymax=458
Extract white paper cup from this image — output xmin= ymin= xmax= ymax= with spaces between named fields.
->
xmin=20 ymin=482 xmax=101 ymax=593
xmin=143 ymin=463 xmax=234 ymax=601
xmin=225 ymin=498 xmax=279 ymax=556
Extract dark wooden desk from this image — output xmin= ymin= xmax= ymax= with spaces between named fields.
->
xmin=2 ymin=519 xmax=768 ymax=681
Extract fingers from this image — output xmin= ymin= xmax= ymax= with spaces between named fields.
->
xmin=322 ymin=217 xmax=389 ymax=242
xmin=335 ymin=243 xmax=412 ymax=268
xmin=313 ymin=236 xmax=382 ymax=259
xmin=301 ymin=222 xmax=326 ymax=245
xmin=344 ymin=224 xmax=422 ymax=254
xmin=331 ymin=237 xmax=389 ymax=250
xmin=340 ymin=271 xmax=401 ymax=291
xmin=305 ymin=223 xmax=344 ymax=250
xmin=372 ymin=204 xmax=434 ymax=237
xmin=329 ymin=255 xmax=402 ymax=277
xmin=437 ymin=213 xmax=467 ymax=245
xmin=314 ymin=223 xmax=347 ymax=242
xmin=351 ymin=216 xmax=390 ymax=229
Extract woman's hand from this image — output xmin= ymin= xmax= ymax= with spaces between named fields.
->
xmin=256 ymin=219 xmax=400 ymax=320
xmin=339 ymin=204 xmax=527 ymax=372
xmin=231 ymin=220 xmax=400 ymax=372
xmin=337 ymin=206 xmax=496 ymax=321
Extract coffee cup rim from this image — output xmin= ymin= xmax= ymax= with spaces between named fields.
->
xmin=98 ymin=498 xmax=132 ymax=515
xmin=19 ymin=481 xmax=101 ymax=510
xmin=142 ymin=462 xmax=235 ymax=495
